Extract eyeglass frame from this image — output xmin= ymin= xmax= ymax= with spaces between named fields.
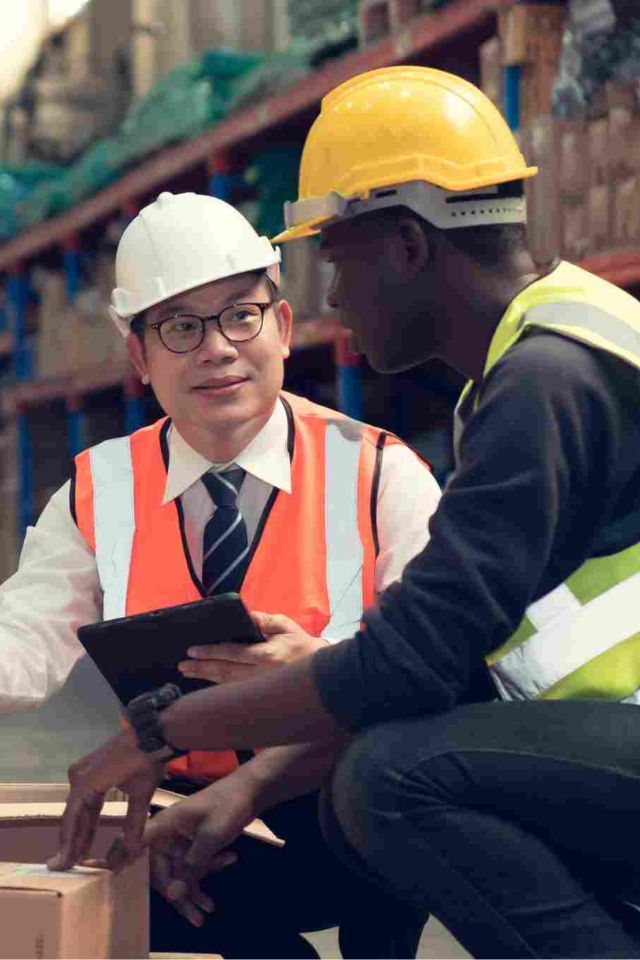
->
xmin=146 ymin=300 xmax=276 ymax=354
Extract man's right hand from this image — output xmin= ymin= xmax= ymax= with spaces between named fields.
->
xmin=143 ymin=777 xmax=254 ymax=926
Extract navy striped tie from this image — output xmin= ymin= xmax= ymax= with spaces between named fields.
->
xmin=201 ymin=468 xmax=249 ymax=596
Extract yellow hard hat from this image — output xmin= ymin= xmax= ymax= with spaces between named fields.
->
xmin=273 ymin=66 xmax=537 ymax=243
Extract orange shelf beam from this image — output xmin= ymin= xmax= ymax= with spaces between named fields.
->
xmin=578 ymin=249 xmax=640 ymax=288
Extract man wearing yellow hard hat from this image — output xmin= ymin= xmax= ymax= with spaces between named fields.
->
xmin=51 ymin=66 xmax=640 ymax=957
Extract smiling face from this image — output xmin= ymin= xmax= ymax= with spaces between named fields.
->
xmin=127 ymin=271 xmax=293 ymax=455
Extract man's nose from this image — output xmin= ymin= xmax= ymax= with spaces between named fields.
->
xmin=196 ymin=321 xmax=239 ymax=361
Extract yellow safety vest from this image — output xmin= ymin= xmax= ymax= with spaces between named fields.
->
xmin=456 ymin=260 xmax=640 ymax=703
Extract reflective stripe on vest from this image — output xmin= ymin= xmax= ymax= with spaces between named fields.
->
xmin=90 ymin=437 xmax=135 ymax=622
xmin=458 ymin=261 xmax=640 ymax=703
xmin=324 ymin=421 xmax=364 ymax=637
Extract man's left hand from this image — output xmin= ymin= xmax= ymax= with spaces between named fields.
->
xmin=47 ymin=729 xmax=164 ymax=872
xmin=178 ymin=611 xmax=328 ymax=684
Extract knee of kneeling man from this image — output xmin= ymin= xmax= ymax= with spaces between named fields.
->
xmin=329 ymin=727 xmax=400 ymax=852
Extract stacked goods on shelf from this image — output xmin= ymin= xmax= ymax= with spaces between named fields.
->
xmin=607 ymin=82 xmax=640 ymax=250
xmin=520 ymin=82 xmax=640 ymax=265
xmin=0 ymin=165 xmax=62 ymax=243
xmin=498 ymin=3 xmax=566 ymax=124
xmin=358 ymin=0 xmax=446 ymax=45
xmin=479 ymin=35 xmax=503 ymax=112
xmin=246 ymin=145 xmax=335 ymax=335
xmin=5 ymin=48 xmax=306 ymax=239
xmin=553 ymin=0 xmax=640 ymax=121
xmin=289 ymin=0 xmax=358 ymax=49
xmin=34 ymin=254 xmax=126 ymax=380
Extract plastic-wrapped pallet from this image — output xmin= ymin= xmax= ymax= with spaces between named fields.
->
xmin=287 ymin=0 xmax=358 ymax=46
xmin=553 ymin=0 xmax=640 ymax=119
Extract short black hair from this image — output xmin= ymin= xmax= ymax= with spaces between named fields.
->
xmin=129 ymin=268 xmax=280 ymax=342
xmin=440 ymin=222 xmax=528 ymax=266
xmin=417 ymin=179 xmax=528 ymax=267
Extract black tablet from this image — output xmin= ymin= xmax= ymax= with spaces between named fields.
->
xmin=77 ymin=592 xmax=263 ymax=706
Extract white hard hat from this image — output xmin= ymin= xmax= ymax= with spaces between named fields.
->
xmin=109 ymin=191 xmax=281 ymax=338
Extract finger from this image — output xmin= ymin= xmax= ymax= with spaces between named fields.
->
xmin=181 ymin=825 xmax=234 ymax=880
xmin=49 ymin=792 xmax=104 ymax=871
xmin=173 ymin=898 xmax=205 ymax=927
xmin=81 ymin=858 xmax=109 ymax=870
xmin=119 ymin=786 xmax=155 ymax=865
xmin=193 ymin=887 xmax=215 ymax=914
xmin=251 ymin=612 xmax=295 ymax=636
xmin=203 ymin=643 xmax=274 ymax=665
xmin=186 ymin=643 xmax=258 ymax=664
xmin=180 ymin=660 xmax=255 ymax=683
xmin=207 ymin=850 xmax=239 ymax=873
xmin=105 ymin=836 xmax=129 ymax=872
xmin=164 ymin=880 xmax=206 ymax=927
xmin=167 ymin=876 xmax=214 ymax=915
xmin=150 ymin=848 xmax=177 ymax=896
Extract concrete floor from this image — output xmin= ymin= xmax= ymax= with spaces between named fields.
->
xmin=0 ymin=655 xmax=469 ymax=959
xmin=307 ymin=920 xmax=469 ymax=958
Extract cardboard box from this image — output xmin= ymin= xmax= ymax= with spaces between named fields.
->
xmin=520 ymin=54 xmax=561 ymax=125
xmin=611 ymin=176 xmax=640 ymax=248
xmin=34 ymin=269 xmax=80 ymax=379
xmin=151 ymin=788 xmax=284 ymax=849
xmin=499 ymin=3 xmax=565 ymax=66
xmin=0 ymin=860 xmax=148 ymax=960
xmin=34 ymin=259 xmax=127 ymax=380
xmin=560 ymin=197 xmax=589 ymax=261
xmin=479 ymin=36 xmax=503 ymax=110
xmin=0 ymin=782 xmax=282 ymax=959
xmin=587 ymin=182 xmax=611 ymax=253
xmin=0 ymin=782 xmax=284 ymax=853
xmin=588 ymin=117 xmax=610 ymax=187
xmin=609 ymin=104 xmax=640 ymax=181
xmin=0 ymin=783 xmax=148 ymax=959
xmin=557 ymin=121 xmax=589 ymax=198
xmin=521 ymin=118 xmax=561 ymax=265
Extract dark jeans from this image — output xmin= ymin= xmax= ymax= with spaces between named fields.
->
xmin=150 ymin=786 xmax=424 ymax=959
xmin=327 ymin=700 xmax=640 ymax=959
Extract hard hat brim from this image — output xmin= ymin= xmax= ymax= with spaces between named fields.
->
xmin=273 ymin=171 xmax=538 ymax=244
xmin=271 ymin=222 xmax=319 ymax=244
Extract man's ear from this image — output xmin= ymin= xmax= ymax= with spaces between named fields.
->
xmin=275 ymin=298 xmax=293 ymax=360
xmin=126 ymin=333 xmax=149 ymax=382
xmin=395 ymin=215 xmax=432 ymax=277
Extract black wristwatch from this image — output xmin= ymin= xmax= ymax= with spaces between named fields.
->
xmin=126 ymin=683 xmax=187 ymax=761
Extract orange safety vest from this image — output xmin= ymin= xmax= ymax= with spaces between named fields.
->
xmin=73 ymin=392 xmax=407 ymax=781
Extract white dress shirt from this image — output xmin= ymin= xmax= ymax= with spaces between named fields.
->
xmin=0 ymin=400 xmax=440 ymax=715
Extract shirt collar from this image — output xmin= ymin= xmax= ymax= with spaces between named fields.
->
xmin=162 ymin=398 xmax=292 ymax=504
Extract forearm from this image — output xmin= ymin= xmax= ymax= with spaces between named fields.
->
xmin=233 ymin=736 xmax=351 ymax=817
xmin=162 ymin=656 xmax=345 ymax=752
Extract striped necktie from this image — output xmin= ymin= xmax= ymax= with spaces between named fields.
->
xmin=201 ymin=467 xmax=249 ymax=596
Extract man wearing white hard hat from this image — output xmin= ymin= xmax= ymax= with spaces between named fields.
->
xmin=0 ymin=191 xmax=440 ymax=956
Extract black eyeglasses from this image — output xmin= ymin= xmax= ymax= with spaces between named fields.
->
xmin=149 ymin=301 xmax=272 ymax=354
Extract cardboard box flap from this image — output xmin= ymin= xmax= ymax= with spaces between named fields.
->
xmin=152 ymin=788 xmax=284 ymax=848
xmin=0 ymin=782 xmax=284 ymax=848
xmin=0 ymin=782 xmax=125 ymax=804
xmin=0 ymin=862 xmax=107 ymax=894
xmin=0 ymin=801 xmax=128 ymax=821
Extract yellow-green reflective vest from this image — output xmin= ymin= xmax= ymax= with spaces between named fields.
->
xmin=455 ymin=260 xmax=640 ymax=703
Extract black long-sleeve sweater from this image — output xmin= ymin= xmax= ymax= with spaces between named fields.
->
xmin=313 ymin=330 xmax=640 ymax=729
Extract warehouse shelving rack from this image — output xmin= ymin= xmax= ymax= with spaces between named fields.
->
xmin=0 ymin=0 xmax=638 ymax=573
